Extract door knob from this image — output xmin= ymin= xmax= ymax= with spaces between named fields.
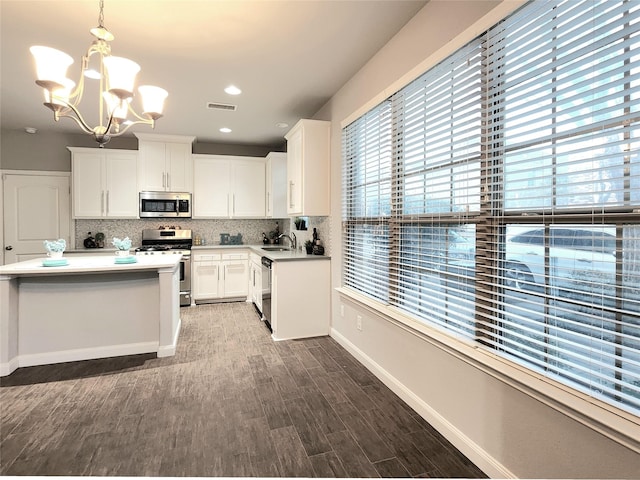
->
xmin=5 ymin=246 xmax=13 ymax=250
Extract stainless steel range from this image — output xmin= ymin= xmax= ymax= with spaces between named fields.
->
xmin=136 ymin=228 xmax=192 ymax=306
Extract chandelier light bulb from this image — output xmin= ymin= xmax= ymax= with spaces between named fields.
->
xmin=102 ymin=92 xmax=129 ymax=121
xmin=138 ymin=85 xmax=168 ymax=119
xmin=44 ymin=78 xmax=76 ymax=109
xmin=30 ymin=46 xmax=74 ymax=90
xmin=103 ymin=56 xmax=140 ymax=99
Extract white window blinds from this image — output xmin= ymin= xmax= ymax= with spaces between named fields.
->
xmin=479 ymin=0 xmax=640 ymax=414
xmin=342 ymin=0 xmax=640 ymax=415
xmin=342 ymin=101 xmax=392 ymax=302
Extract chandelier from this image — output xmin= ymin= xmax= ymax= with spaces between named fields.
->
xmin=30 ymin=0 xmax=167 ymax=147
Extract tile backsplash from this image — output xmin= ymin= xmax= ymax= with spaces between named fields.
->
xmin=75 ymin=216 xmax=330 ymax=254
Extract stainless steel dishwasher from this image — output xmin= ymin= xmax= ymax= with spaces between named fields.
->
xmin=261 ymin=257 xmax=273 ymax=332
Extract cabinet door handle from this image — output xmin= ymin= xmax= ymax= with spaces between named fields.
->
xmin=289 ymin=181 xmax=294 ymax=208
xmin=166 ymin=172 xmax=170 ymax=190
xmin=101 ymin=191 xmax=105 ymax=215
xmin=232 ymin=194 xmax=236 ymax=216
xmin=162 ymin=172 xmax=165 ymax=188
xmin=106 ymin=190 xmax=110 ymax=216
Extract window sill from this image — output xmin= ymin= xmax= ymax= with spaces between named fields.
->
xmin=335 ymin=286 xmax=640 ymax=454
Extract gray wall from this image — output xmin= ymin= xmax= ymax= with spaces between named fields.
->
xmin=0 ymin=128 xmax=137 ymax=171
xmin=0 ymin=127 xmax=285 ymax=171
xmin=319 ymin=1 xmax=640 ymax=478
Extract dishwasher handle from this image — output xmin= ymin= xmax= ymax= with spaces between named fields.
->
xmin=261 ymin=257 xmax=273 ymax=269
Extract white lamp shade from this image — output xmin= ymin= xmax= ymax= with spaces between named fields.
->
xmin=102 ymin=92 xmax=130 ymax=120
xmin=138 ymin=85 xmax=168 ymax=117
xmin=30 ymin=46 xmax=74 ymax=88
xmin=103 ymin=56 xmax=140 ymax=98
xmin=44 ymin=78 xmax=76 ymax=106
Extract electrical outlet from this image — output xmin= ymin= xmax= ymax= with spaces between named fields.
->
xmin=356 ymin=315 xmax=362 ymax=331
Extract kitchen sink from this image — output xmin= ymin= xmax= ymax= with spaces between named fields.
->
xmin=262 ymin=247 xmax=291 ymax=252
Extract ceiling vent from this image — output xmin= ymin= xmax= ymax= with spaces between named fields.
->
xmin=206 ymin=102 xmax=237 ymax=111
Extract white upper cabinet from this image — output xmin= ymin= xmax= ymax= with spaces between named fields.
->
xmin=69 ymin=147 xmax=138 ymax=219
xmin=265 ymin=152 xmax=287 ymax=218
xmin=192 ymin=154 xmax=265 ymax=218
xmin=285 ymin=119 xmax=330 ymax=216
xmin=135 ymin=133 xmax=195 ymax=192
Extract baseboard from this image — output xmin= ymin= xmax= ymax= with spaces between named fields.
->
xmin=330 ymin=327 xmax=514 ymax=479
xmin=0 ymin=356 xmax=20 ymax=376
xmin=15 ymin=342 xmax=159 ymax=370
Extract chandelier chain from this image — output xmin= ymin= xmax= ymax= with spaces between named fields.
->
xmin=98 ymin=0 xmax=105 ymax=28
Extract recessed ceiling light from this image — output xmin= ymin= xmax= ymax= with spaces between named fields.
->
xmin=224 ymin=85 xmax=241 ymax=95
xmin=25 ymin=127 xmax=37 ymax=134
xmin=219 ymin=127 xmax=232 ymax=133
xmin=276 ymin=122 xmax=289 ymax=129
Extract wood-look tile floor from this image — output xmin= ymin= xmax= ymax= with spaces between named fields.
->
xmin=0 ymin=303 xmax=486 ymax=478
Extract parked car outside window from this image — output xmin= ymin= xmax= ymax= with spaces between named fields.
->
xmin=504 ymin=226 xmax=616 ymax=291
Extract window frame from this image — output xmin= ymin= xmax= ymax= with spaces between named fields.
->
xmin=341 ymin=0 xmax=640 ymax=449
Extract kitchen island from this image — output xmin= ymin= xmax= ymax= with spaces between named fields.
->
xmin=0 ymin=255 xmax=181 ymax=376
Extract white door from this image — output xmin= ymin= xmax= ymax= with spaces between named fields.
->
xmin=3 ymin=173 xmax=71 ymax=264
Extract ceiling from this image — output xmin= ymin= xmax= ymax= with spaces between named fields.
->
xmin=1 ymin=0 xmax=427 ymax=148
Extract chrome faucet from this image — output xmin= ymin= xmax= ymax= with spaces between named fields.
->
xmin=278 ymin=232 xmax=297 ymax=250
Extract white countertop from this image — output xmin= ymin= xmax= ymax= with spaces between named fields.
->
xmin=0 ymin=254 xmax=181 ymax=276
xmin=191 ymin=244 xmax=330 ymax=261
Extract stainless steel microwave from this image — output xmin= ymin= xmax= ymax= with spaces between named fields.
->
xmin=139 ymin=191 xmax=192 ymax=218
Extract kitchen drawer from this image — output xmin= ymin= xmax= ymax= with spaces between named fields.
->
xmin=222 ymin=252 xmax=248 ymax=261
xmin=193 ymin=253 xmax=221 ymax=262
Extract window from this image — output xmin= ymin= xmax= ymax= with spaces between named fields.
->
xmin=342 ymin=101 xmax=392 ymax=302
xmin=342 ymin=0 xmax=640 ymax=416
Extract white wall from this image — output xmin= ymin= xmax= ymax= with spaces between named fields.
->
xmin=317 ymin=1 xmax=640 ymax=478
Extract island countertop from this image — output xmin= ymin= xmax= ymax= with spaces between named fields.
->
xmin=0 ymin=254 xmax=180 ymax=276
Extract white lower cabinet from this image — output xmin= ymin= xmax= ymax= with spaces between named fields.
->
xmin=192 ymin=250 xmax=248 ymax=303
xmin=271 ymin=259 xmax=330 ymax=340
xmin=222 ymin=257 xmax=249 ymax=298
xmin=193 ymin=253 xmax=221 ymax=300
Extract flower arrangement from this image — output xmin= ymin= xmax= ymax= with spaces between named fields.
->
xmin=43 ymin=239 xmax=66 ymax=253
xmin=112 ymin=237 xmax=132 ymax=251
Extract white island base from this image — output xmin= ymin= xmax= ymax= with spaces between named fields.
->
xmin=0 ymin=255 xmax=182 ymax=376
